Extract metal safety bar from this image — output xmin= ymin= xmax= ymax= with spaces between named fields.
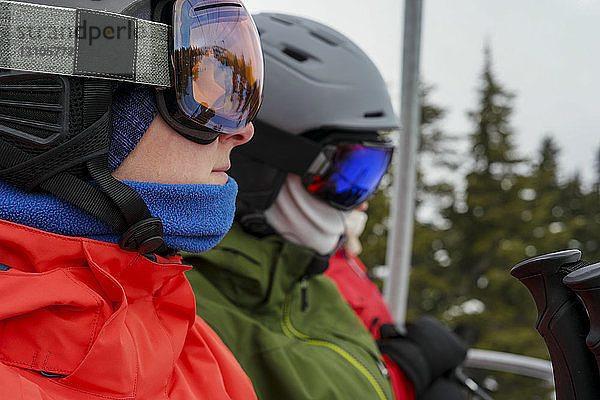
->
xmin=464 ymin=349 xmax=554 ymax=382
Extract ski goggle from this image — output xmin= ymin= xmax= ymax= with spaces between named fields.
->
xmin=303 ymin=139 xmax=393 ymax=210
xmin=0 ymin=0 xmax=263 ymax=144
xmin=154 ymin=0 xmax=264 ymax=143
xmin=239 ymin=121 xmax=395 ymax=211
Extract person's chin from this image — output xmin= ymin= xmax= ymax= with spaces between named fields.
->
xmin=208 ymin=171 xmax=229 ymax=185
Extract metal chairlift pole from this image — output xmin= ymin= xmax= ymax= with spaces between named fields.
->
xmin=383 ymin=0 xmax=423 ymax=329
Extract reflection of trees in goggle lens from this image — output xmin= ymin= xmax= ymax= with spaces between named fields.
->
xmin=173 ymin=3 xmax=262 ymax=130
xmin=175 ymin=44 xmax=260 ymax=128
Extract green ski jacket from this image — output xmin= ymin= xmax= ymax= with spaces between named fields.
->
xmin=184 ymin=223 xmax=394 ymax=400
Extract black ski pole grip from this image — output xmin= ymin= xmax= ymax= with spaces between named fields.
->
xmin=564 ymin=261 xmax=600 ymax=372
xmin=510 ymin=249 xmax=600 ymax=399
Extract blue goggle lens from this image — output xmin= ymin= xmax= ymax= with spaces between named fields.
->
xmin=307 ymin=144 xmax=393 ymax=210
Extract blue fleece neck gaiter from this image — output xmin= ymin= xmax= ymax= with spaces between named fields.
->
xmin=0 ymin=178 xmax=238 ymax=254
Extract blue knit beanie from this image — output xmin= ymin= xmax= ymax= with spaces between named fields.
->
xmin=108 ymin=83 xmax=158 ymax=171
xmin=105 ymin=3 xmax=156 ymax=171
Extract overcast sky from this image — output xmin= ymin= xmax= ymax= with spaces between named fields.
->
xmin=244 ymin=0 xmax=600 ymax=185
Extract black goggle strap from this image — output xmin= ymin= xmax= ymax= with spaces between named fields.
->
xmin=238 ymin=120 xmax=328 ymax=177
xmin=0 ymin=0 xmax=170 ymax=87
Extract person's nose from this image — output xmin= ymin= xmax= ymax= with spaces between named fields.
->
xmin=218 ymin=122 xmax=254 ymax=149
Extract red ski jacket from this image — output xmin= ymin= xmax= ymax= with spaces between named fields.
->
xmin=0 ymin=219 xmax=257 ymax=400
xmin=325 ymin=248 xmax=416 ymax=400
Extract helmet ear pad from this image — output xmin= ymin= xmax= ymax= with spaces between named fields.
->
xmin=230 ymin=149 xmax=287 ymax=217
xmin=0 ymin=71 xmax=112 ymax=191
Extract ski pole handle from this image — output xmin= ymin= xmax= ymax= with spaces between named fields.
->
xmin=510 ymin=249 xmax=600 ymax=399
xmin=564 ymin=261 xmax=600 ymax=371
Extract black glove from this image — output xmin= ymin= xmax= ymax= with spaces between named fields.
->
xmin=420 ymin=376 xmax=468 ymax=400
xmin=377 ymin=316 xmax=468 ymax=396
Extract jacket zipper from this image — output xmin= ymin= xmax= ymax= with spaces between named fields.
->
xmin=281 ymin=296 xmax=390 ymax=400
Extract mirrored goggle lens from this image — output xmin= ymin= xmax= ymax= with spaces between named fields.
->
xmin=173 ymin=0 xmax=264 ymax=134
xmin=307 ymin=145 xmax=393 ymax=210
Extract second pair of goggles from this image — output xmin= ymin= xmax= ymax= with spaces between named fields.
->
xmin=0 ymin=0 xmax=264 ymax=142
xmin=244 ymin=121 xmax=395 ymax=211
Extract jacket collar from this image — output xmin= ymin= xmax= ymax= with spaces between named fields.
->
xmin=185 ymin=223 xmax=327 ymax=310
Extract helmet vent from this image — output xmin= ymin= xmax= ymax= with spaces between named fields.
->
xmin=282 ymin=46 xmax=313 ymax=63
xmin=0 ymin=72 xmax=68 ymax=149
xmin=270 ymin=15 xmax=294 ymax=26
xmin=194 ymin=3 xmax=242 ymax=11
xmin=364 ymin=111 xmax=385 ymax=118
xmin=310 ymin=30 xmax=342 ymax=46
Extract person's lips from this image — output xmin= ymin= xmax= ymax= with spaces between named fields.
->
xmin=211 ymin=164 xmax=231 ymax=173
xmin=209 ymin=165 xmax=230 ymax=185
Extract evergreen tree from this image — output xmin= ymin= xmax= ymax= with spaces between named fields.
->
xmin=408 ymin=84 xmax=463 ymax=320
xmin=359 ymin=49 xmax=600 ymax=399
xmin=588 ymin=147 xmax=600 ymax=259
xmin=558 ymin=170 xmax=600 ymax=260
xmin=450 ymin=47 xmax=524 ymax=275
xmin=468 ymin=48 xmax=521 ymax=176
xmin=537 ymin=137 xmax=560 ymax=190
xmin=434 ymin=48 xmax=553 ymax=399
xmin=432 ymin=47 xmax=542 ymax=357
xmin=518 ymin=136 xmax=567 ymax=256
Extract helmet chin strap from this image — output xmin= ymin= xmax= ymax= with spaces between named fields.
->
xmin=86 ymin=156 xmax=167 ymax=255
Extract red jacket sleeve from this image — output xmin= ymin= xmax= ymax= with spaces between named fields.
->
xmin=383 ymin=355 xmax=417 ymax=400
xmin=325 ymin=248 xmax=395 ymax=338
